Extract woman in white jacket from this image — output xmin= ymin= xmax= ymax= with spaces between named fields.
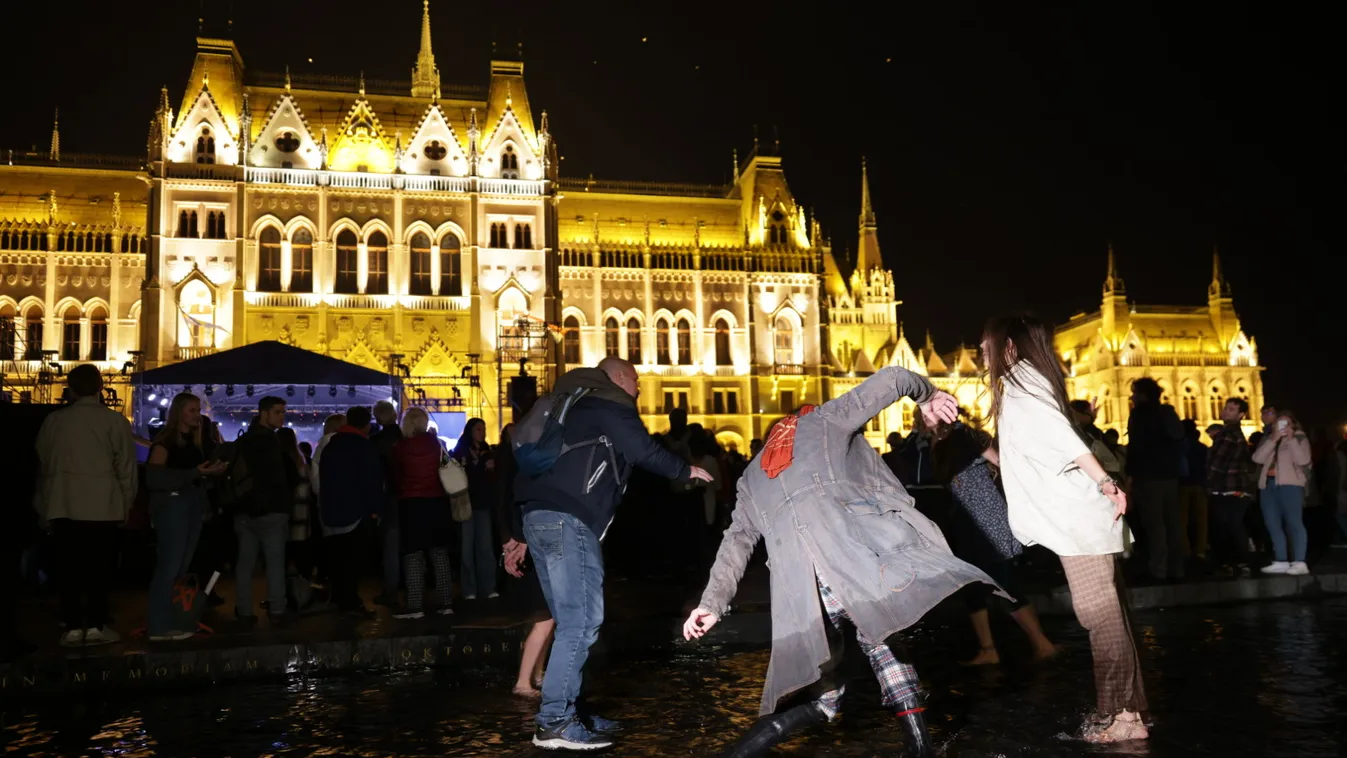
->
xmin=983 ymin=312 xmax=1148 ymax=744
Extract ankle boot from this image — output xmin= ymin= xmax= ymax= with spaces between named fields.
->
xmin=892 ymin=697 xmax=935 ymax=758
xmin=720 ymin=701 xmax=828 ymax=758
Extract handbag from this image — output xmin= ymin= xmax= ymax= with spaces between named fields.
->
xmin=450 ymin=491 xmax=473 ymax=523
xmin=438 ymin=454 xmax=469 ymax=496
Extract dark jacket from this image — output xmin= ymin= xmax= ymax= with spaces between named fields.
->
xmin=318 ymin=427 xmax=385 ymax=529
xmin=893 ymin=433 xmax=937 ymax=488
xmin=371 ymin=424 xmax=403 ymax=497
xmin=237 ymin=424 xmax=296 ymax=516
xmin=495 ymin=426 xmax=523 ymax=543
xmin=453 ymin=444 xmax=495 ymax=511
xmin=517 ymin=368 xmax=690 ymax=538
xmin=1125 ymin=403 xmax=1184 ymax=480
xmin=393 ymin=432 xmax=445 ymax=499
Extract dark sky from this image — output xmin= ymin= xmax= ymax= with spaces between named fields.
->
xmin=2 ymin=2 xmax=1340 ymax=424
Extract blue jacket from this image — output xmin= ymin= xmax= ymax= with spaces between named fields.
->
xmin=318 ymin=429 xmax=384 ymax=530
xmin=517 ymin=368 xmax=689 ymax=538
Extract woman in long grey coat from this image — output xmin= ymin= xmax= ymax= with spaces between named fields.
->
xmin=684 ymin=366 xmax=1004 ymax=758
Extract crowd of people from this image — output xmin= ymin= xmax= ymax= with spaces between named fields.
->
xmin=14 ymin=316 xmax=1347 ymax=754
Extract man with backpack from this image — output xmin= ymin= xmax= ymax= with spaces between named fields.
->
xmin=231 ymin=396 xmax=298 ymax=625
xmin=511 ymin=357 xmax=712 ymax=751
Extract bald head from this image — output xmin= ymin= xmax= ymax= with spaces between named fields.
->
xmin=598 ymin=357 xmax=639 ymax=397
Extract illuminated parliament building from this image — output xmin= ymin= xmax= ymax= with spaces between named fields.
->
xmin=0 ymin=3 xmax=1264 ymax=447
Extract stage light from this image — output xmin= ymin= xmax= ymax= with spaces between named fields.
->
xmin=307 ymin=386 xmax=316 ymax=397
xmin=147 ymin=393 xmax=156 ymax=401
xmin=159 ymin=398 xmax=169 ymax=407
xmin=204 ymin=385 xmax=214 ymax=396
xmin=226 ymin=385 xmax=235 ymax=396
xmin=246 ymin=385 xmax=255 ymax=397
xmin=328 ymin=386 xmax=338 ymax=397
xmin=347 ymin=386 xmax=356 ymax=397
xmin=286 ymin=385 xmax=295 ymax=397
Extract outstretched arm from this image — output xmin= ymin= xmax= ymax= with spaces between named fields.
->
xmin=813 ymin=366 xmax=947 ymax=433
xmin=687 ymin=478 xmax=761 ymax=639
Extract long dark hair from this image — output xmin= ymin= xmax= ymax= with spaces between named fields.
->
xmin=453 ymin=417 xmax=487 ymax=458
xmin=153 ymin=392 xmax=203 ymax=449
xmin=983 ymin=312 xmax=1090 ymax=446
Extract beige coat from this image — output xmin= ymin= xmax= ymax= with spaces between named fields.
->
xmin=1252 ymin=429 xmax=1312 ymax=489
xmin=36 ymin=397 xmax=138 ymax=523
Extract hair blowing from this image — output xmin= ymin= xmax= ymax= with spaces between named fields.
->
xmin=983 ymin=312 xmax=1091 ymax=447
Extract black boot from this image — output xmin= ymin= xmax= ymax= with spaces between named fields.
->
xmin=720 ymin=701 xmax=828 ymax=758
xmin=891 ymin=697 xmax=935 ymax=758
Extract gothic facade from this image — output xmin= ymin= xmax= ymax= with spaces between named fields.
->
xmin=0 ymin=2 xmax=1263 ymax=447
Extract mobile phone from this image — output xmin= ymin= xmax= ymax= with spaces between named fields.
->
xmin=1277 ymin=419 xmax=1288 ymax=431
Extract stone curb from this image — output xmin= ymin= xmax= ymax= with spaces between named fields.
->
xmin=1030 ymin=571 xmax=1347 ymax=616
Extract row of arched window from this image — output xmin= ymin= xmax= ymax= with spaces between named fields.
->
xmin=487 ymin=222 xmax=533 ymax=249
xmin=0 ymin=304 xmax=107 ymax=362
xmin=561 ymin=316 xmax=770 ymax=367
xmin=255 ymin=228 xmax=464 ymax=296
xmin=1091 ymin=380 xmax=1253 ymax=425
xmin=0 ymin=229 xmax=143 ymax=253
xmin=177 ymin=209 xmax=228 ymax=239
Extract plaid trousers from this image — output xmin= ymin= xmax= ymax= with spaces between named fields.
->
xmin=814 ymin=573 xmax=921 ymax=719
xmin=1058 ymin=554 xmax=1147 ymax=716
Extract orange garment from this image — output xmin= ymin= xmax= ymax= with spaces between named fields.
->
xmin=761 ymin=405 xmax=817 ymax=479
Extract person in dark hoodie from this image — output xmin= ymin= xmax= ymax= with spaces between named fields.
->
xmin=233 ymin=396 xmax=299 ymax=625
xmin=510 ymin=357 xmax=712 ymax=751
xmin=318 ymin=406 xmax=384 ymax=618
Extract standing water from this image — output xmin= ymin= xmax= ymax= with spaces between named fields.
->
xmin=4 ymin=598 xmax=1344 ymax=756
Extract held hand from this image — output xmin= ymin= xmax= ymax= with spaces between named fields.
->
xmin=196 ymin=461 xmax=228 ymax=476
xmin=688 ymin=466 xmax=714 ymax=483
xmin=919 ymin=391 xmax=959 ymax=425
xmin=682 ymin=608 xmax=720 ymax=640
xmin=504 ymin=543 xmax=528 ymax=578
xmin=1103 ymin=481 xmax=1128 ymax=520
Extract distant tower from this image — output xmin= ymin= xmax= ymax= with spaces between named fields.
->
xmin=410 ymin=0 xmax=441 ymax=99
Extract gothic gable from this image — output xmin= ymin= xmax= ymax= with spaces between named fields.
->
xmin=402 ymin=105 xmax=469 ymax=177
xmin=167 ymin=85 xmax=237 ymax=165
xmin=249 ymin=95 xmax=320 ymax=169
xmin=479 ymin=106 xmax=539 ymax=180
xmin=327 ymin=98 xmax=394 ymax=174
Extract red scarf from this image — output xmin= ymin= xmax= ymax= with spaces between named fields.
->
xmin=761 ymin=404 xmax=817 ymax=479
xmin=337 ymin=425 xmax=368 ymax=437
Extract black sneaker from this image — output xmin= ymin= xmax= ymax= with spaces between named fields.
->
xmin=532 ymin=719 xmax=614 ymax=751
xmin=583 ymin=714 xmax=623 ymax=735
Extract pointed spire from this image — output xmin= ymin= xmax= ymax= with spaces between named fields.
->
xmin=731 ymin=148 xmax=738 ymax=181
xmin=411 ymin=0 xmax=442 ymax=99
xmin=1103 ymin=243 xmax=1125 ymax=296
xmin=853 ymin=157 xmax=881 ymax=276
xmin=540 ymin=110 xmax=549 ymax=136
xmin=284 ymin=65 xmax=291 ymax=93
xmin=1209 ymin=245 xmax=1231 ymax=299
xmin=358 ymin=70 xmax=366 ymax=97
xmin=49 ymin=108 xmax=59 ymax=162
xmin=505 ymin=82 xmax=513 ymax=109
xmin=860 ymin=156 xmax=876 ymax=228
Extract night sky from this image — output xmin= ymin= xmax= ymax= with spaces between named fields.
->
xmin=2 ymin=2 xmax=1339 ymax=424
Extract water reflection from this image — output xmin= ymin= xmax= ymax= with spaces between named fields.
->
xmin=2 ymin=599 xmax=1343 ymax=757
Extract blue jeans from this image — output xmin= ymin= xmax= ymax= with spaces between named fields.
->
xmin=147 ymin=503 xmax=204 ymax=635
xmin=1260 ymin=479 xmax=1307 ymax=563
xmin=524 ymin=510 xmax=605 ymax=728
xmin=235 ymin=512 xmax=290 ymax=615
xmin=460 ymin=510 xmax=497 ymax=598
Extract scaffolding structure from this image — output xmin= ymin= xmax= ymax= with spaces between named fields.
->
xmin=495 ymin=315 xmax=558 ymax=429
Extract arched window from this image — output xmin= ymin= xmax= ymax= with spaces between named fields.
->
xmin=769 ymin=210 xmax=788 ymax=246
xmin=489 ymin=223 xmax=502 ymax=248
xmin=605 ymin=317 xmax=621 ymax=358
xmin=676 ymin=318 xmax=692 ymax=364
xmin=1181 ymin=385 xmax=1199 ymax=420
xmin=562 ymin=316 xmax=581 ymax=365
xmin=626 ymin=317 xmax=641 ymax=363
xmin=257 ymin=227 xmax=283 ymax=292
xmin=188 ymin=210 xmax=199 ymax=238
xmin=439 ymin=234 xmax=462 ymax=296
xmin=523 ymin=225 xmax=533 ymax=249
xmin=514 ymin=224 xmax=525 ymax=250
xmin=23 ymin=306 xmax=43 ymax=360
xmin=89 ymin=307 xmax=108 ymax=361
xmin=195 ymin=127 xmax=216 ymax=164
xmin=334 ymin=229 xmax=359 ymax=294
xmin=774 ymin=314 xmax=795 ymax=365
xmin=714 ymin=318 xmax=732 ymax=366
xmin=178 ymin=280 xmax=215 ymax=348
xmin=656 ymin=319 xmax=671 ymax=365
xmin=61 ymin=306 xmax=81 ymax=361
xmin=501 ymin=145 xmax=519 ymax=179
xmin=366 ymin=231 xmax=389 ymax=294
xmin=206 ymin=211 xmax=226 ymax=239
xmin=290 ymin=228 xmax=313 ymax=292
xmin=177 ymin=210 xmax=190 ymax=237
xmin=1208 ymin=385 xmax=1225 ymax=421
xmin=409 ymin=232 xmax=433 ymax=295
xmin=0 ymin=305 xmax=16 ymax=361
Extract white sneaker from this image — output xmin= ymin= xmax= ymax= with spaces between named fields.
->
xmin=83 ymin=627 xmax=120 ymax=646
xmin=1286 ymin=562 xmax=1309 ymax=576
xmin=487 ymin=592 xmax=500 ymax=599
xmin=1261 ymin=561 xmax=1291 ymax=574
xmin=59 ymin=629 xmax=85 ymax=647
xmin=149 ymin=630 xmax=196 ymax=642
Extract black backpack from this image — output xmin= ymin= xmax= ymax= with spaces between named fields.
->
xmin=214 ymin=440 xmax=264 ymax=516
xmin=512 ymin=387 xmax=624 ymax=493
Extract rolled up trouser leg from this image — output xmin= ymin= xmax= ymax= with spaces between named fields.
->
xmin=719 ymin=701 xmax=827 ymax=758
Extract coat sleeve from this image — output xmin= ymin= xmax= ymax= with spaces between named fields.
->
xmin=1288 ymin=433 xmax=1313 ymax=466
xmin=698 ymin=476 xmax=762 ymax=618
xmin=600 ymin=404 xmax=690 ymax=481
xmin=813 ymin=366 xmax=936 ymax=434
xmin=1251 ymin=435 xmax=1276 ymax=464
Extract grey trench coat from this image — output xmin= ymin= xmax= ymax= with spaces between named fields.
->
xmin=699 ymin=366 xmax=1005 ymax=715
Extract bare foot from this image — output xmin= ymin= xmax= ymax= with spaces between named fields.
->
xmin=1032 ymin=643 xmax=1061 ymax=662
xmin=961 ymin=647 xmax=1000 ymax=666
xmin=512 ymin=684 xmax=541 ymax=698
xmin=1085 ymin=712 xmax=1149 ymax=743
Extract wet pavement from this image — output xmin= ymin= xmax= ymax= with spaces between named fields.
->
xmin=3 ymin=597 xmax=1344 ymax=757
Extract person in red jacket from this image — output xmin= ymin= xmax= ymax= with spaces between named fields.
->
xmin=390 ymin=407 xmax=456 ymax=618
